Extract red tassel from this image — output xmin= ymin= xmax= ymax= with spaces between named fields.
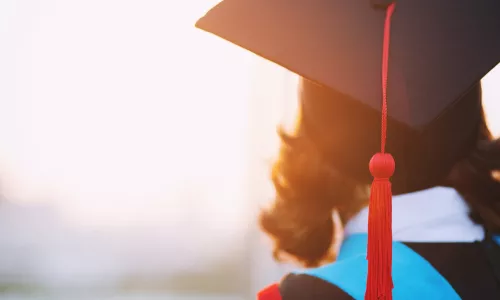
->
xmin=366 ymin=153 xmax=395 ymax=300
xmin=365 ymin=3 xmax=396 ymax=300
xmin=258 ymin=283 xmax=282 ymax=300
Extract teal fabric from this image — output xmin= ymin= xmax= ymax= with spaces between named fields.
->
xmin=294 ymin=234 xmax=461 ymax=300
xmin=493 ymin=235 xmax=500 ymax=246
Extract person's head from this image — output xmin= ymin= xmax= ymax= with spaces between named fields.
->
xmin=259 ymin=78 xmax=500 ymax=268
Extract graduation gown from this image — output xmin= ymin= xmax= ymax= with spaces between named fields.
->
xmin=258 ymin=187 xmax=500 ymax=300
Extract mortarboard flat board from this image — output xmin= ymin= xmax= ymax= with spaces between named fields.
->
xmin=195 ymin=0 xmax=500 ymax=193
xmin=195 ymin=0 xmax=499 ymax=128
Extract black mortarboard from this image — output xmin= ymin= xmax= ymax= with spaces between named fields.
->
xmin=195 ymin=1 xmax=500 ymax=298
xmin=196 ymin=0 xmax=499 ymax=192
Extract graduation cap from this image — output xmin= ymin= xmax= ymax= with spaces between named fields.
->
xmin=195 ymin=0 xmax=500 ymax=298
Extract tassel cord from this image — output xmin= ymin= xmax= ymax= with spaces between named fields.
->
xmin=365 ymin=3 xmax=397 ymax=300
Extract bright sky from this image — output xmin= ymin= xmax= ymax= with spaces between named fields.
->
xmin=0 ymin=0 xmax=255 ymax=228
xmin=0 ymin=0 xmax=499 ymax=229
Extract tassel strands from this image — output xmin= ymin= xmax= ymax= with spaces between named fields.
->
xmin=366 ymin=153 xmax=395 ymax=299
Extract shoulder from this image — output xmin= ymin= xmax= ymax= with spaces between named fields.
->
xmin=257 ymin=273 xmax=354 ymax=300
xmin=257 ymin=237 xmax=469 ymax=300
xmin=280 ymin=273 xmax=355 ymax=300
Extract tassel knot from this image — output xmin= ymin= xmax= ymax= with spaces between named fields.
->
xmin=369 ymin=153 xmax=395 ymax=179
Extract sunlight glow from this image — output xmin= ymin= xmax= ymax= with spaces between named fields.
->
xmin=0 ymin=0 xmax=253 ymax=228
xmin=483 ymin=64 xmax=500 ymax=137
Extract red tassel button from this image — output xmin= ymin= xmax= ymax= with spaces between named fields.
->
xmin=369 ymin=153 xmax=395 ymax=179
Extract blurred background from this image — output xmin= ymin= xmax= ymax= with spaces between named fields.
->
xmin=0 ymin=0 xmax=498 ymax=299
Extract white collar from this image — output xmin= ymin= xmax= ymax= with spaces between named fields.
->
xmin=343 ymin=186 xmax=485 ymax=242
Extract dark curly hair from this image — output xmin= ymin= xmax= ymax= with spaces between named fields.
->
xmin=259 ymin=84 xmax=500 ymax=268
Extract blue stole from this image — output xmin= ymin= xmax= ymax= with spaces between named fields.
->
xmin=294 ymin=233 xmax=461 ymax=300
